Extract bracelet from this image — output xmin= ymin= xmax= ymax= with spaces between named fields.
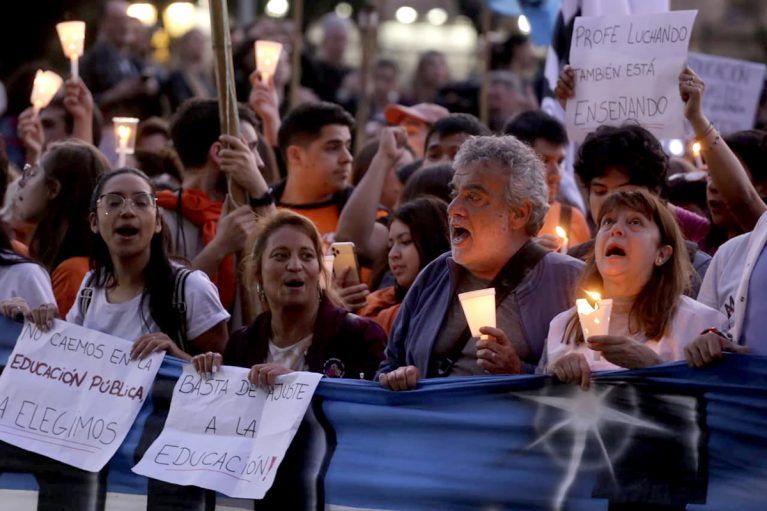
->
xmin=248 ymin=189 xmax=274 ymax=208
xmin=702 ymin=121 xmax=715 ymax=137
xmin=700 ymin=327 xmax=732 ymax=341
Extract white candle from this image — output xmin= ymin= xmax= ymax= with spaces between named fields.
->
xmin=555 ymin=225 xmax=569 ymax=254
xmin=255 ymin=40 xmax=283 ymax=84
xmin=691 ymin=141 xmax=703 ymax=170
xmin=576 ymin=291 xmax=613 ymax=362
xmin=56 ymin=21 xmax=86 ymax=80
xmin=113 ymin=117 xmax=139 ymax=168
xmin=459 ymin=288 xmax=496 ymax=340
xmin=30 ymin=70 xmax=63 ymax=113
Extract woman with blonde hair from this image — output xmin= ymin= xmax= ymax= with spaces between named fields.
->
xmin=545 ymin=189 xmax=726 ymax=389
xmin=193 ymin=210 xmax=385 ymax=384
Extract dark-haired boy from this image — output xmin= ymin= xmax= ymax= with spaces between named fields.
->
xmin=272 ymin=101 xmax=356 ymax=239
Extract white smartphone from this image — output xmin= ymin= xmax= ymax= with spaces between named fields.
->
xmin=330 ymin=242 xmax=360 ymax=285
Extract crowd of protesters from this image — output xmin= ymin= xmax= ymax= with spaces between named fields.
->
xmin=0 ymin=0 xmax=767 ymax=508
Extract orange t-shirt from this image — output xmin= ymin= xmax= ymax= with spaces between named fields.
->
xmin=279 ymin=203 xmax=340 ymax=237
xmin=51 ymin=256 xmax=90 ymax=317
xmin=538 ymin=201 xmax=592 ymax=247
xmin=358 ymin=286 xmax=400 ymax=337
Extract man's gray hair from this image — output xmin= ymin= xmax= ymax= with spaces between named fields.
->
xmin=453 ymin=135 xmax=549 ymax=235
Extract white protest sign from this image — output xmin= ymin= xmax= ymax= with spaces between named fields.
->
xmin=0 ymin=320 xmax=163 ymax=472
xmin=132 ymin=365 xmax=322 ymax=499
xmin=686 ymin=52 xmax=766 ymax=135
xmin=566 ymin=10 xmax=698 ymax=142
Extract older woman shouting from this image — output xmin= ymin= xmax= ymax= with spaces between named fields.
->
xmin=193 ymin=210 xmax=386 ymax=384
xmin=545 ymin=190 xmax=726 ymax=389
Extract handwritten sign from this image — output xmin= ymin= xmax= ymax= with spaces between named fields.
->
xmin=0 ymin=320 xmax=163 ymax=471
xmin=566 ymin=10 xmax=698 ymax=142
xmin=686 ymin=52 xmax=766 ymax=135
xmin=133 ymin=365 xmax=322 ymax=499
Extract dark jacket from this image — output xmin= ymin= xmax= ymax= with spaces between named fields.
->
xmin=224 ymin=296 xmax=386 ymax=380
xmin=378 ymin=245 xmax=584 ymax=377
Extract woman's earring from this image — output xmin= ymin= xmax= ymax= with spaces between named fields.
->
xmin=256 ymin=284 xmax=266 ymax=302
xmin=656 ymin=257 xmax=664 ymax=266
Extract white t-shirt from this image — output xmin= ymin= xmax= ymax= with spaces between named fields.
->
xmin=265 ymin=334 xmax=313 ymax=372
xmin=66 ymin=269 xmax=230 ymax=344
xmin=544 ymin=295 xmax=728 ymax=373
xmin=0 ymin=257 xmax=56 ymax=309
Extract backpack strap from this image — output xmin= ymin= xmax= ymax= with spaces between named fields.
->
xmin=172 ymin=268 xmax=192 ymax=352
xmin=77 ymin=273 xmax=96 ymax=317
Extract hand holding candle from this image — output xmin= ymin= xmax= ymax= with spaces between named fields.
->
xmin=30 ymin=70 xmax=64 ymax=113
xmin=575 ymin=291 xmax=613 ymax=361
xmin=459 ymin=288 xmax=496 ymax=340
xmin=56 ymin=21 xmax=86 ymax=80
xmin=555 ymin=225 xmax=569 ymax=254
xmin=255 ymin=40 xmax=283 ymax=85
xmin=113 ymin=117 xmax=139 ymax=168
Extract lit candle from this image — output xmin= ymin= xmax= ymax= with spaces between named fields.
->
xmin=555 ymin=225 xmax=569 ymax=254
xmin=113 ymin=117 xmax=139 ymax=168
xmin=255 ymin=40 xmax=283 ymax=84
xmin=56 ymin=21 xmax=86 ymax=80
xmin=575 ymin=291 xmax=613 ymax=361
xmin=458 ymin=288 xmax=496 ymax=340
xmin=30 ymin=70 xmax=64 ymax=114
xmin=691 ymin=141 xmax=703 ymax=170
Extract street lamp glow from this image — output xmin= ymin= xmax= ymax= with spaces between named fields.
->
xmin=426 ymin=8 xmax=448 ymax=26
xmin=518 ymin=14 xmax=531 ymax=34
xmin=668 ymin=139 xmax=684 ymax=156
xmin=265 ymin=0 xmax=289 ymax=18
xmin=395 ymin=6 xmax=417 ymax=24
xmin=163 ymin=2 xmax=196 ymax=37
xmin=128 ymin=3 xmax=158 ymax=26
xmin=335 ymin=2 xmax=353 ymax=19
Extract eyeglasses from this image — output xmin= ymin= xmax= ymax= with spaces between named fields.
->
xmin=97 ymin=192 xmax=157 ymax=215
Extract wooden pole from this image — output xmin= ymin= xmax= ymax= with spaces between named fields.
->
xmin=209 ymin=0 xmax=246 ymax=206
xmin=355 ymin=3 xmax=379 ymax=151
xmin=479 ymin=1 xmax=492 ymax=127
xmin=289 ymin=0 xmax=304 ymax=110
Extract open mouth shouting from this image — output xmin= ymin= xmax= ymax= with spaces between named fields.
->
xmin=450 ymin=224 xmax=471 ymax=247
xmin=283 ymin=277 xmax=306 ymax=290
xmin=114 ymin=225 xmax=141 ymax=241
xmin=604 ymin=241 xmax=627 ymax=259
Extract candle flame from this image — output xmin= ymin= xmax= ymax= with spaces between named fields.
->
xmin=692 ymin=141 xmax=701 ymax=156
xmin=555 ymin=226 xmax=567 ymax=240
xmin=117 ymin=125 xmax=132 ymax=144
xmin=584 ymin=290 xmax=601 ymax=302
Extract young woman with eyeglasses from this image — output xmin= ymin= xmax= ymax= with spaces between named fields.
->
xmin=12 ymin=140 xmax=110 ymax=316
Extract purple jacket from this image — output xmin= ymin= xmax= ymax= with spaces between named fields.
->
xmin=378 ymin=247 xmax=584 ymax=377
xmin=225 ymin=297 xmax=386 ymax=380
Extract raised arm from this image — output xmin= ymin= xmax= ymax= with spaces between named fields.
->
xmin=335 ymin=127 xmax=406 ymax=263
xmin=680 ymin=66 xmax=767 ymax=230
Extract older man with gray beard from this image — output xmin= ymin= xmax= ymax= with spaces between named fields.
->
xmin=378 ymin=135 xmax=583 ymax=390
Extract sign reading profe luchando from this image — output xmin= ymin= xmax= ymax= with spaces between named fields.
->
xmin=565 ymin=10 xmax=698 ymax=143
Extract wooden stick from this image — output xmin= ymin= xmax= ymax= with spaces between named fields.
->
xmin=479 ymin=1 xmax=492 ymax=127
xmin=289 ymin=0 xmax=304 ymax=110
xmin=355 ymin=3 xmax=379 ymax=151
xmin=209 ymin=0 xmax=246 ymax=206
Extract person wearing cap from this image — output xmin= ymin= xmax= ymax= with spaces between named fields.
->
xmin=384 ymin=102 xmax=449 ymax=158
